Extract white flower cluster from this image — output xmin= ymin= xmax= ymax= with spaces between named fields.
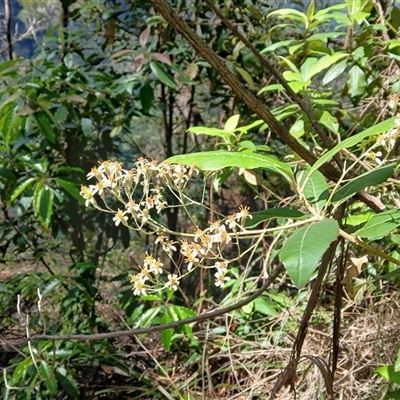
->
xmin=81 ymin=158 xmax=253 ymax=295
xmin=80 ymin=158 xmax=198 ymax=230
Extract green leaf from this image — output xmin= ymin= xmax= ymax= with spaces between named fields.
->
xmin=133 ymin=306 xmax=162 ymax=329
xmin=304 ymin=53 xmax=349 ymax=81
xmin=268 ymin=9 xmax=307 ymax=24
xmin=376 ymin=365 xmax=400 ymax=385
xmin=254 ymin=297 xmax=278 ymax=316
xmin=262 ymin=40 xmax=294 ymax=53
xmin=224 ymin=114 xmax=240 ymax=132
xmin=234 ymin=66 xmax=254 ymax=86
xmin=395 ymin=347 xmax=400 ymax=372
xmin=348 ymin=65 xmax=366 ymax=98
xmin=161 ymin=310 xmax=173 ymax=351
xmin=55 ymin=178 xmax=85 ymax=204
xmin=166 ymin=150 xmax=294 ymax=182
xmin=10 ymin=177 xmax=37 ymax=203
xmin=245 ymin=208 xmax=306 ymax=229
xmin=187 ymin=126 xmax=235 ymax=140
xmin=332 ymin=164 xmax=395 ymax=205
xmin=150 ymin=61 xmax=177 ymax=89
xmin=357 ymin=209 xmax=400 ymax=240
xmin=238 ymin=140 xmax=257 ymax=151
xmin=33 ymin=183 xmax=54 ymax=228
xmin=56 ymin=370 xmax=79 ymax=398
xmin=258 ymin=84 xmax=284 ymax=94
xmin=10 ymin=357 xmax=32 ymax=385
xmin=297 ymin=169 xmax=329 ymax=213
xmin=280 ymin=219 xmax=339 ymax=288
xmin=319 ymin=111 xmax=339 ymax=134
xmin=81 ymin=118 xmax=93 ymax=139
xmin=39 ymin=361 xmax=58 ymax=394
xmin=308 ymin=117 xmax=396 ymax=176
xmin=0 ymin=166 xmax=16 ymax=182
xmin=34 ymin=111 xmax=56 ymax=144
xmin=139 ymin=82 xmax=154 ymax=113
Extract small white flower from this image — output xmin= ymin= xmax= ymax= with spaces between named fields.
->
xmin=214 ymin=269 xmax=231 ymax=288
xmin=150 ymin=258 xmax=163 ymax=275
xmin=364 ymin=150 xmax=383 ymax=165
xmin=165 ymin=274 xmax=180 ymax=291
xmin=80 ymin=185 xmax=96 ymax=207
xmin=113 ymin=209 xmax=128 ymax=226
xmin=133 ymin=277 xmax=147 ymax=296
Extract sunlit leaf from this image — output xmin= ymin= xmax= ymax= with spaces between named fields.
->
xmin=357 ymin=209 xmax=400 ymax=240
xmin=376 ymin=365 xmax=400 ymax=385
xmin=10 ymin=177 xmax=37 ymax=203
xmin=166 ymin=150 xmax=294 ymax=182
xmin=224 ymin=114 xmax=240 ymax=132
xmin=235 ymin=66 xmax=254 ymax=86
xmin=280 ymin=219 xmax=339 ymax=288
xmin=297 ymin=169 xmax=329 ymax=213
xmin=245 ymin=208 xmax=306 ymax=228
xmin=308 ymin=117 xmax=396 ymax=176
xmin=332 ymin=164 xmax=395 ymax=205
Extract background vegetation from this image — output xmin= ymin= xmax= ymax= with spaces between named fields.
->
xmin=1 ymin=0 xmax=400 ymax=399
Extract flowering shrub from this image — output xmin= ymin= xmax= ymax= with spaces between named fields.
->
xmin=80 ymin=157 xmax=255 ymax=296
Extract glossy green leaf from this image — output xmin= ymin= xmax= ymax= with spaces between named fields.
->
xmin=322 ymin=60 xmax=348 ymax=85
xmin=133 ymin=306 xmax=162 ymax=329
xmin=39 ymin=360 xmax=58 ymax=394
xmin=224 ymin=114 xmax=240 ymax=132
xmin=238 ymin=140 xmax=257 ymax=151
xmin=150 ymin=61 xmax=177 ymax=89
xmin=268 ymin=9 xmax=307 ymax=24
xmin=297 ymin=169 xmax=329 ymax=213
xmin=166 ymin=150 xmax=294 ymax=182
xmin=161 ymin=310 xmax=173 ymax=351
xmin=332 ymin=164 xmax=395 ymax=204
xmin=140 ymin=82 xmax=154 ymax=113
xmin=308 ymin=116 xmax=396 ymax=176
xmin=319 ymin=111 xmax=339 ymax=134
xmin=280 ymin=219 xmax=339 ymax=288
xmin=33 ymin=183 xmax=54 ymax=228
xmin=10 ymin=357 xmax=32 ymax=385
xmin=376 ymin=365 xmax=400 ymax=385
xmin=262 ymin=40 xmax=294 ymax=53
xmin=0 ymin=166 xmax=16 ymax=182
xmin=357 ymin=209 xmax=400 ymax=240
xmin=304 ymin=53 xmax=348 ymax=81
xmin=56 ymin=369 xmax=79 ymax=398
xmin=55 ymin=178 xmax=85 ymax=204
xmin=395 ymin=347 xmax=400 ymax=372
xmin=245 ymin=208 xmax=306 ymax=228
xmin=10 ymin=177 xmax=37 ymax=203
xmin=34 ymin=111 xmax=56 ymax=144
xmin=235 ymin=66 xmax=254 ymax=86
xmin=81 ymin=118 xmax=93 ymax=139
xmin=257 ymin=84 xmax=284 ymax=94
xmin=348 ymin=65 xmax=366 ymax=98
xmin=187 ymin=126 xmax=235 ymax=140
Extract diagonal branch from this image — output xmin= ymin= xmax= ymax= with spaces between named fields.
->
xmin=204 ymin=0 xmax=343 ymax=170
xmin=24 ymin=264 xmax=284 ymax=342
xmin=149 ymin=0 xmax=385 ymax=213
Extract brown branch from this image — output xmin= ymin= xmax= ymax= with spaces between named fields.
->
xmin=4 ymin=0 xmax=13 ymax=60
xmin=149 ymin=0 xmax=386 ymax=213
xmin=150 ymin=0 xmax=339 ymax=181
xmin=25 ymin=264 xmax=284 ymax=342
xmin=204 ymin=0 xmax=343 ymax=170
